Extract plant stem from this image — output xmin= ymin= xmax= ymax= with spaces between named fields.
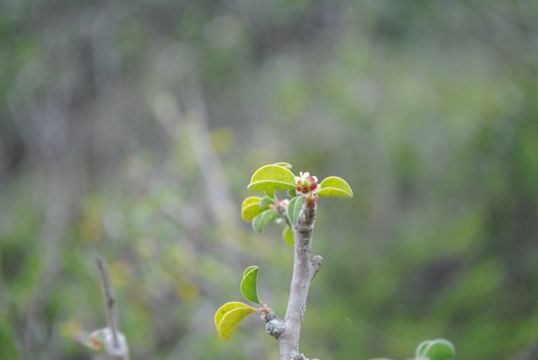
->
xmin=278 ymin=196 xmax=320 ymax=359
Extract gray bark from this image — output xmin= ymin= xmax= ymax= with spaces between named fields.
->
xmin=278 ymin=197 xmax=320 ymax=360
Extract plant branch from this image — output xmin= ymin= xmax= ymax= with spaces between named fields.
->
xmin=94 ymin=258 xmax=129 ymax=360
xmin=278 ymin=196 xmax=318 ymax=359
xmin=96 ymin=258 xmax=119 ymax=348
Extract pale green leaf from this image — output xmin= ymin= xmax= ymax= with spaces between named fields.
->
xmin=282 ymin=225 xmax=294 ymax=247
xmin=215 ymin=303 xmax=256 ymax=340
xmin=318 ymin=176 xmax=353 ymax=198
xmin=240 ymin=266 xmax=260 ymax=304
xmin=240 ymin=196 xmax=263 ymax=222
xmin=287 ymin=196 xmax=305 ymax=224
xmin=214 ymin=302 xmax=255 ymax=331
xmin=247 ymin=164 xmax=296 ymax=193
xmin=252 ymin=209 xmax=279 ymax=234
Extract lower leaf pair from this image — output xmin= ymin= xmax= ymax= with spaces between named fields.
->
xmin=214 ymin=266 xmax=262 ymax=340
xmin=214 ymin=302 xmax=256 ymax=340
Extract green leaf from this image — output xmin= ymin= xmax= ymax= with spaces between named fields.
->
xmin=259 ymin=196 xmax=275 ymax=209
xmin=287 ymin=196 xmax=305 ymax=224
xmin=416 ymin=339 xmax=455 ymax=360
xmin=282 ymin=225 xmax=294 ymax=246
xmin=318 ymin=176 xmax=353 ymax=198
xmin=240 ymin=196 xmax=263 ymax=222
xmin=247 ymin=164 xmax=296 ymax=193
xmin=272 ymin=162 xmax=293 ymax=169
xmin=252 ymin=209 xmax=279 ymax=234
xmin=214 ymin=302 xmax=256 ymax=340
xmin=240 ymin=266 xmax=260 ymax=304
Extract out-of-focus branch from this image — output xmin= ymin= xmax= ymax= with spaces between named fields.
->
xmin=181 ymin=81 xmax=237 ymax=233
xmin=87 ymin=258 xmax=129 ymax=360
xmin=96 ymin=258 xmax=119 ymax=348
xmin=151 ymin=83 xmax=237 ymax=236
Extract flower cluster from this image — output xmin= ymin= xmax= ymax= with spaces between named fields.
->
xmin=294 ymin=172 xmax=319 ymax=196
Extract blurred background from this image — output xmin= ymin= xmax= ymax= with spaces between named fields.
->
xmin=1 ymin=0 xmax=538 ymax=359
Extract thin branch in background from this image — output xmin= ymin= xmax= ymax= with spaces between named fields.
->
xmin=86 ymin=257 xmax=129 ymax=359
xmin=181 ymin=79 xmax=237 ymax=234
xmin=151 ymin=81 xmax=237 ymax=236
xmin=96 ymin=258 xmax=119 ymax=348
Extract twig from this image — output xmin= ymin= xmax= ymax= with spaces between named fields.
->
xmin=96 ymin=258 xmax=119 ymax=348
xmin=90 ymin=258 xmax=130 ymax=359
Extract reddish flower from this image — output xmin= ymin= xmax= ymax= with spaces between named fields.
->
xmin=294 ymin=172 xmax=319 ymax=197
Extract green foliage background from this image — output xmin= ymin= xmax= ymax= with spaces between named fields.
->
xmin=1 ymin=0 xmax=537 ymax=359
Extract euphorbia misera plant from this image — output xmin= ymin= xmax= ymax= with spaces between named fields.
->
xmin=215 ymin=162 xmax=352 ymax=359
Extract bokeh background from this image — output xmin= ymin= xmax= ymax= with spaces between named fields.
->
xmin=1 ymin=1 xmax=538 ymax=359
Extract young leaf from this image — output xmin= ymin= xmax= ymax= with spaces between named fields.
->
xmin=318 ymin=176 xmax=353 ymax=198
xmin=240 ymin=266 xmax=260 ymax=304
xmin=282 ymin=226 xmax=294 ymax=247
xmin=214 ymin=302 xmax=256 ymax=331
xmin=252 ymin=209 xmax=279 ymax=234
xmin=416 ymin=339 xmax=455 ymax=360
xmin=215 ymin=303 xmax=256 ymax=340
xmin=241 ymin=196 xmax=263 ymax=222
xmin=247 ymin=164 xmax=296 ymax=193
xmin=287 ymin=196 xmax=305 ymax=225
